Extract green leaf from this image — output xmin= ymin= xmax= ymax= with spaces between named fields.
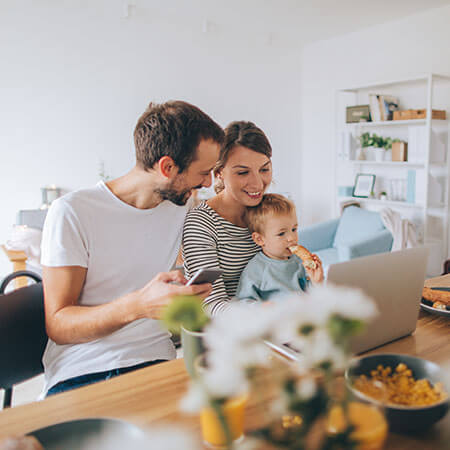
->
xmin=328 ymin=315 xmax=364 ymax=343
xmin=298 ymin=323 xmax=315 ymax=336
xmin=161 ymin=295 xmax=209 ymax=334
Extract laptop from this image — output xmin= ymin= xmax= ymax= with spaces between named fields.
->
xmin=327 ymin=247 xmax=428 ymax=354
xmin=266 ymin=247 xmax=429 ymax=360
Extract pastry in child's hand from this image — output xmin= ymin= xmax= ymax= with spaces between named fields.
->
xmin=289 ymin=245 xmax=317 ymax=270
xmin=422 ymin=287 xmax=450 ymax=306
xmin=0 ymin=436 xmax=44 ymax=450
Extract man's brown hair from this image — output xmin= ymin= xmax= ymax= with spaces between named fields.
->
xmin=214 ymin=121 xmax=272 ymax=193
xmin=134 ymin=101 xmax=224 ymax=172
xmin=246 ymin=193 xmax=296 ymax=234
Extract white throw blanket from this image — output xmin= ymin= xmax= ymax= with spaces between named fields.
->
xmin=5 ymin=225 xmax=43 ymax=272
xmin=380 ymin=208 xmax=418 ymax=251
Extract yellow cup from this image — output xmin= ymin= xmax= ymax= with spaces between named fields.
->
xmin=327 ymin=401 xmax=388 ymax=450
xmin=200 ymin=394 xmax=248 ymax=448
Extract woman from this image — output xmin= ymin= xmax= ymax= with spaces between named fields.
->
xmin=182 ymin=121 xmax=273 ymax=315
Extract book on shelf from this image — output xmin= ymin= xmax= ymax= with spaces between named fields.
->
xmin=369 ymin=94 xmax=381 ymax=122
xmin=369 ymin=94 xmax=399 ymax=121
xmin=407 ymin=128 xmax=447 ymax=163
xmin=407 ymin=170 xmax=443 ymax=205
xmin=337 ymin=131 xmax=355 ymax=160
xmin=380 ymin=95 xmax=399 ymax=121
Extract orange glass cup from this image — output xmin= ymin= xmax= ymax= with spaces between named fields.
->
xmin=327 ymin=401 xmax=388 ymax=450
xmin=200 ymin=394 xmax=248 ymax=448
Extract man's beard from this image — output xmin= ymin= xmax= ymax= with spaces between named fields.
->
xmin=156 ymin=175 xmax=203 ymax=206
xmin=156 ymin=187 xmax=192 ymax=206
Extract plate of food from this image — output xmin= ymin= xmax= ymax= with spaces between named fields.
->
xmin=421 ymin=287 xmax=450 ymax=317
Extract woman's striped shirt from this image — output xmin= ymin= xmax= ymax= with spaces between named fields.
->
xmin=182 ymin=201 xmax=260 ymax=315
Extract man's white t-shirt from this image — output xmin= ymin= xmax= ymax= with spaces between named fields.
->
xmin=41 ymin=181 xmax=190 ymax=393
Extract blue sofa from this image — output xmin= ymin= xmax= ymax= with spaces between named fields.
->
xmin=298 ymin=206 xmax=393 ymax=270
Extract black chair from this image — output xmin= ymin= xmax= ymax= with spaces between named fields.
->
xmin=443 ymin=259 xmax=450 ymax=275
xmin=0 ymin=270 xmax=47 ymax=409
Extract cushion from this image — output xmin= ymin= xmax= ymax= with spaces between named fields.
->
xmin=298 ymin=218 xmax=339 ymax=252
xmin=315 ymin=247 xmax=340 ymax=268
xmin=333 ymin=206 xmax=385 ymax=247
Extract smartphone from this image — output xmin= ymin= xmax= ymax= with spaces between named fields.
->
xmin=186 ymin=268 xmax=222 ymax=286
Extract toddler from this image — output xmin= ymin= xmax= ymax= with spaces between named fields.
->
xmin=236 ymin=194 xmax=323 ymax=302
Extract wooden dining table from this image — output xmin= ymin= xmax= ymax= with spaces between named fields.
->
xmin=0 ymin=275 xmax=449 ymax=449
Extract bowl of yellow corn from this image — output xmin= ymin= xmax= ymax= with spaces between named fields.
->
xmin=345 ymin=354 xmax=449 ymax=432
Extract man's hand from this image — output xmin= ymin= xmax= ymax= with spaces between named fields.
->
xmin=305 ymin=254 xmax=324 ymax=284
xmin=136 ymin=270 xmax=212 ymax=319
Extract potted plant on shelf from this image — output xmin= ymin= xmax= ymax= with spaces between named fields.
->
xmin=358 ymin=133 xmax=396 ymax=162
xmin=370 ymin=133 xmax=387 ymax=162
xmin=356 ymin=132 xmax=370 ymax=160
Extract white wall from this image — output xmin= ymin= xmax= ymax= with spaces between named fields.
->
xmin=300 ymin=5 xmax=450 ymax=229
xmin=0 ymin=0 xmax=302 ymax=277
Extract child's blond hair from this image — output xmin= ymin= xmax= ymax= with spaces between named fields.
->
xmin=245 ymin=193 xmax=296 ymax=234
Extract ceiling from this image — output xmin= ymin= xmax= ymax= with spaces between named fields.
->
xmin=136 ymin=0 xmax=450 ymax=44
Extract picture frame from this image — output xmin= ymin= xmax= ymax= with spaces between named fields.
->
xmin=346 ymin=105 xmax=371 ymax=123
xmin=352 ymin=174 xmax=376 ymax=198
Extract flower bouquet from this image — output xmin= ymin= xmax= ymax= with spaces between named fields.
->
xmin=163 ymin=283 xmax=386 ymax=449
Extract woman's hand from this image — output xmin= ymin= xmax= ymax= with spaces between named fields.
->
xmin=305 ymin=254 xmax=324 ymax=284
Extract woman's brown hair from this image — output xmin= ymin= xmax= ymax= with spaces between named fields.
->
xmin=214 ymin=121 xmax=272 ymax=193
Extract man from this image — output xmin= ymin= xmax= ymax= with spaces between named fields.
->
xmin=41 ymin=101 xmax=224 ymax=395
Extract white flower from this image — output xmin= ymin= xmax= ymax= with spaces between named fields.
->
xmin=204 ymin=303 xmax=277 ymax=348
xmin=180 ymin=381 xmax=210 ymax=413
xmin=307 ymin=283 xmax=378 ymax=322
xmin=296 ymin=376 xmax=317 ymax=400
xmin=202 ymin=361 xmax=249 ymax=398
xmin=300 ymin=328 xmax=347 ymax=371
xmin=269 ymin=295 xmax=327 ymax=344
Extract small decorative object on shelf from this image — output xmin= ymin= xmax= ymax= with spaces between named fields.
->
xmin=391 ymin=141 xmax=407 ymax=161
xmin=393 ymin=109 xmax=446 ymax=121
xmin=98 ymin=159 xmax=112 ymax=181
xmin=356 ymin=147 xmax=366 ymax=160
xmin=40 ymin=185 xmax=61 ymax=209
xmin=390 ymin=178 xmax=407 ymax=202
xmin=379 ymin=191 xmax=388 ymax=201
xmin=346 ymin=105 xmax=371 ymax=123
xmin=353 ymin=174 xmax=376 ymax=198
xmin=369 ymin=94 xmax=399 ymax=121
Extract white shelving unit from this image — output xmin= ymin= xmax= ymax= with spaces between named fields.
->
xmin=334 ymin=74 xmax=450 ymax=275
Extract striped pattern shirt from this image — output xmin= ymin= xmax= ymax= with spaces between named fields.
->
xmin=182 ymin=201 xmax=260 ymax=315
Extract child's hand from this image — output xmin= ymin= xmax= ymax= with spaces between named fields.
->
xmin=305 ymin=254 xmax=324 ymax=284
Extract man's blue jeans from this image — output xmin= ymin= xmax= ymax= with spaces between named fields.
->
xmin=46 ymin=360 xmax=166 ymax=396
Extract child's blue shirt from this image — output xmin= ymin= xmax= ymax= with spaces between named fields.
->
xmin=235 ymin=251 xmax=309 ymax=302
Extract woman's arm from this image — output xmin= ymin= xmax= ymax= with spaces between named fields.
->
xmin=182 ymin=208 xmax=232 ymax=316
